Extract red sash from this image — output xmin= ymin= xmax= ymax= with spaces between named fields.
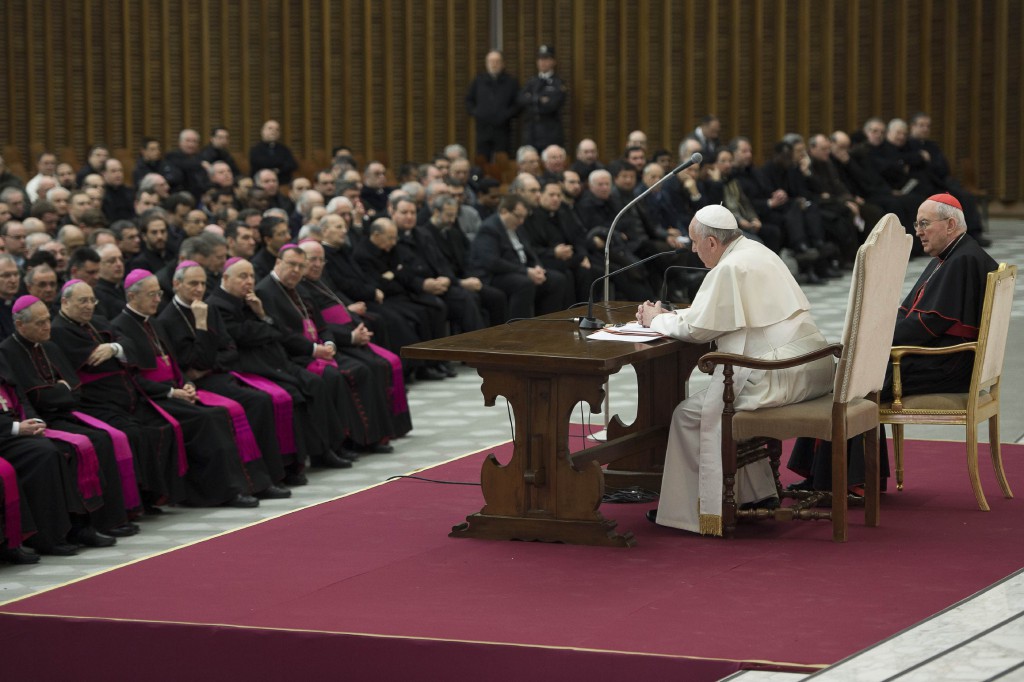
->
xmin=231 ymin=372 xmax=296 ymax=455
xmin=72 ymin=411 xmax=141 ymax=509
xmin=140 ymin=355 xmax=177 ymax=384
xmin=44 ymin=428 xmax=104 ymax=505
xmin=195 ymin=390 xmax=261 ymax=463
xmin=320 ymin=304 xmax=353 ymax=325
xmin=0 ymin=457 xmax=22 ymax=548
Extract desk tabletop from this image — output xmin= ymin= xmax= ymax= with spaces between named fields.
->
xmin=401 ymin=302 xmax=687 ymax=373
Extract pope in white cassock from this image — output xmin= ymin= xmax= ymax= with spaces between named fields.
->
xmin=637 ymin=205 xmax=835 ymax=536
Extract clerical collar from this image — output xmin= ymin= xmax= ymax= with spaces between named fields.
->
xmin=270 ymin=271 xmax=289 ymax=288
xmin=173 ymin=295 xmax=190 ymax=308
xmin=125 ymin=304 xmax=149 ymax=321
xmin=539 ymin=71 xmax=554 ymax=79
xmin=937 ymin=232 xmax=967 ymax=262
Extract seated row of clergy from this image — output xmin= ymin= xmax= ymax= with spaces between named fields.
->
xmin=0 ymin=245 xmax=412 ymax=563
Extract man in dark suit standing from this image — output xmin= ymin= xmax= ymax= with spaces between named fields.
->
xmin=466 ymin=50 xmax=520 ymax=161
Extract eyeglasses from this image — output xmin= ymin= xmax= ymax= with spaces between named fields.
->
xmin=72 ymin=297 xmax=98 ymax=305
xmin=912 ymin=217 xmax=948 ymax=231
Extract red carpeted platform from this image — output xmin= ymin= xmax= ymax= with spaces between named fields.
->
xmin=2 ymin=436 xmax=1023 ymax=681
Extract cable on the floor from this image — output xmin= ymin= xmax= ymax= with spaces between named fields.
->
xmin=386 ymin=474 xmax=481 ymax=486
xmin=601 ymin=487 xmax=659 ymax=504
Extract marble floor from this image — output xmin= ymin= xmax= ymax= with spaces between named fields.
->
xmin=2 ymin=218 xmax=1023 ymax=681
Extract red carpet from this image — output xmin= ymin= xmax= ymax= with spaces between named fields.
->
xmin=2 ymin=435 xmax=1023 ymax=681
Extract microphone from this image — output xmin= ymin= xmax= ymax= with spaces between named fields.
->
xmin=658 ymin=265 xmax=711 ymax=310
xmin=601 ymin=152 xmax=703 ymax=304
xmin=578 ymin=247 xmax=688 ymax=329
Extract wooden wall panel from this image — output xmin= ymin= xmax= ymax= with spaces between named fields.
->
xmin=0 ymin=0 xmax=1020 ymax=200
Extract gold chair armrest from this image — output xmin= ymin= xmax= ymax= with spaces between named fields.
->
xmin=887 ymin=342 xmax=977 ymax=409
xmin=698 ymin=344 xmax=842 ymax=375
xmin=889 ymin=342 xmax=977 ymax=360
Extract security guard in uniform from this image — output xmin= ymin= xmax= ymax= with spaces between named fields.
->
xmin=518 ymin=45 xmax=568 ymax=150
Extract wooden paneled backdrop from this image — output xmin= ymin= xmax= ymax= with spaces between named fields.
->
xmin=2 ymin=0 xmax=1021 ymax=201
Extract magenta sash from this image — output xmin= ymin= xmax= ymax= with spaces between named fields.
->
xmin=140 ymin=355 xmax=176 ymax=384
xmin=72 ymin=411 xmax=141 ymax=509
xmin=44 ymin=428 xmax=103 ymax=503
xmin=0 ymin=457 xmax=22 ymax=547
xmin=320 ymin=304 xmax=353 ymax=325
xmin=368 ymin=342 xmax=408 ymax=415
xmin=145 ymin=398 xmax=188 ymax=476
xmin=77 ymin=370 xmax=122 ymax=385
xmin=320 ymin=305 xmax=407 ymax=415
xmin=137 ymin=356 xmax=188 ymax=475
xmin=231 ymin=372 xmax=296 ymax=455
xmin=195 ymin=390 xmax=261 ymax=463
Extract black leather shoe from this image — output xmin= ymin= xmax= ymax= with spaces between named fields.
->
xmin=314 ymin=450 xmax=353 ymax=469
xmin=368 ymin=443 xmax=394 ymax=454
xmin=283 ymin=471 xmax=308 ymax=487
xmin=68 ymin=527 xmax=117 ymax=548
xmin=0 ymin=547 xmax=41 ymax=564
xmin=646 ymin=509 xmax=659 ymax=524
xmin=439 ymin=362 xmax=458 ymax=378
xmin=103 ymin=523 xmax=140 ymax=537
xmin=415 ymin=366 xmax=447 ymax=381
xmin=786 ymin=478 xmax=814 ymax=492
xmin=256 ymin=484 xmax=292 ymax=500
xmin=225 ymin=493 xmax=260 ymax=508
xmin=143 ymin=504 xmax=165 ymax=516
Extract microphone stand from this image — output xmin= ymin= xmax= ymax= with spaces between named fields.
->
xmin=601 ymin=152 xmax=703 ymax=311
xmin=658 ymin=264 xmax=711 ymax=311
xmin=578 ymin=248 xmax=687 ymax=328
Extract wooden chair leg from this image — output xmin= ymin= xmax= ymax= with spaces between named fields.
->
xmin=966 ymin=421 xmax=990 ymax=511
xmin=831 ymin=436 xmax=848 ymax=543
xmin=864 ymin=427 xmax=880 ymax=527
xmin=892 ymin=424 xmax=905 ymax=491
xmin=989 ymin=415 xmax=1014 ymax=499
xmin=768 ymin=439 xmax=784 ymax=498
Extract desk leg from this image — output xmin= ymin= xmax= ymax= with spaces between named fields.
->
xmin=604 ymin=344 xmax=705 ymax=490
xmin=450 ymin=368 xmax=636 ymax=547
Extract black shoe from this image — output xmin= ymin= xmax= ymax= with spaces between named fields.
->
xmin=368 ymin=443 xmax=394 ymax=454
xmin=785 ymin=478 xmax=814 ymax=492
xmin=646 ymin=509 xmax=659 ymax=524
xmin=801 ymin=271 xmax=826 ymax=285
xmin=225 ymin=493 xmax=260 ymax=508
xmin=31 ymin=541 xmax=79 ymax=556
xmin=439 ymin=362 xmax=458 ymax=378
xmin=67 ymin=526 xmax=117 ymax=548
xmin=314 ymin=450 xmax=354 ymax=469
xmin=739 ymin=496 xmax=781 ymax=511
xmin=793 ymin=246 xmax=821 ymax=265
xmin=103 ymin=522 xmax=140 ymax=538
xmin=256 ymin=484 xmax=292 ymax=500
xmin=143 ymin=504 xmax=165 ymax=516
xmin=415 ymin=366 xmax=447 ymax=381
xmin=283 ymin=472 xmax=308 ymax=487
xmin=0 ymin=547 xmax=41 ymax=564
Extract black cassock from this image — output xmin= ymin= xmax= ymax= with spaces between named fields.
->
xmin=207 ymin=286 xmax=344 ymax=461
xmin=788 ymin=234 xmax=998 ymax=490
xmin=323 ymin=242 xmax=419 ymax=355
xmin=110 ymin=307 xmax=249 ymax=506
xmin=51 ymin=312 xmax=185 ymax=505
xmin=0 ymin=334 xmax=128 ymax=532
xmin=158 ymin=297 xmax=286 ymax=488
xmin=0 ymin=375 xmax=73 ymax=549
xmin=256 ymin=274 xmax=391 ymax=447
xmin=302 ymin=275 xmax=412 ymax=438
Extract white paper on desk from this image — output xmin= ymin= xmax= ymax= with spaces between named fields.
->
xmin=587 ymin=322 xmax=666 ymax=343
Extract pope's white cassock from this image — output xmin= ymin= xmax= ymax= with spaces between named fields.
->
xmin=649 ymin=208 xmax=835 ymax=536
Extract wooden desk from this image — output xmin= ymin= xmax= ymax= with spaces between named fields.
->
xmin=402 ymin=303 xmax=707 ymax=547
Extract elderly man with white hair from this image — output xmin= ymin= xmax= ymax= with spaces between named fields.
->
xmin=637 ymin=204 xmax=835 ymax=535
